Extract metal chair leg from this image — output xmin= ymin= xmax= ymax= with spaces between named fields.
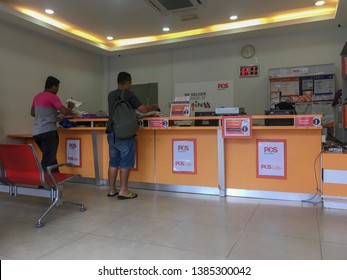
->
xmin=36 ymin=195 xmax=60 ymax=228
xmin=63 ymin=201 xmax=86 ymax=212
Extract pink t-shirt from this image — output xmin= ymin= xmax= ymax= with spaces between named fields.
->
xmin=32 ymin=91 xmax=64 ymax=136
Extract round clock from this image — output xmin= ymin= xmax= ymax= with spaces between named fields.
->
xmin=241 ymin=44 xmax=255 ymax=58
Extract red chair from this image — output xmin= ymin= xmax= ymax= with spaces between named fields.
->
xmin=0 ymin=144 xmax=86 ymax=227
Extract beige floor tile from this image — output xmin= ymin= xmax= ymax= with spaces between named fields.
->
xmin=183 ymin=202 xmax=257 ymax=230
xmin=39 ymin=234 xmax=143 ymax=260
xmin=227 ymin=231 xmax=321 ymax=260
xmin=257 ymin=199 xmax=318 ymax=219
xmin=2 ymin=185 xmax=347 ymax=260
xmin=319 ymin=219 xmax=347 ymax=244
xmin=245 ymin=208 xmax=320 ymax=240
xmin=206 ymin=196 xmax=261 ymax=207
xmin=153 ymin=222 xmax=241 ymax=258
xmin=321 ymin=241 xmax=347 ymax=260
xmin=318 ymin=207 xmax=347 ymax=223
xmin=134 ymin=200 xmax=203 ymax=221
xmin=0 ymin=255 xmax=13 ymax=260
xmin=93 ymin=214 xmax=179 ymax=243
xmin=0 ymin=221 xmax=85 ymax=259
xmin=0 ymin=195 xmax=75 ymax=226
xmin=47 ymin=209 xmax=126 ymax=233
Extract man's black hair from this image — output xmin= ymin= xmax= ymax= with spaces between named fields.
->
xmin=117 ymin=72 xmax=132 ymax=85
xmin=45 ymin=76 xmax=60 ymax=89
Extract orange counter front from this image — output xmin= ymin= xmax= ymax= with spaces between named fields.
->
xmin=321 ymin=151 xmax=347 ymax=209
xmin=9 ymin=115 xmax=329 ymax=201
xmin=225 ymin=127 xmax=322 ymax=200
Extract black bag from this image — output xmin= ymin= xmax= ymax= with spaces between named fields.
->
xmin=110 ymin=91 xmax=138 ymax=139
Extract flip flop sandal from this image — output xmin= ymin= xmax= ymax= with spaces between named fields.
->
xmin=117 ymin=192 xmax=138 ymax=200
xmin=107 ymin=190 xmax=119 ymax=197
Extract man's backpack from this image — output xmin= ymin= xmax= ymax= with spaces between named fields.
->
xmin=110 ymin=91 xmax=138 ymax=139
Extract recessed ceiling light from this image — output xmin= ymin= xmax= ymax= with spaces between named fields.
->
xmin=106 ymin=36 xmax=114 ymax=40
xmin=45 ymin=9 xmax=54 ymax=15
xmin=315 ymin=1 xmax=325 ymax=6
xmin=229 ymin=15 xmax=238 ymax=20
xmin=163 ymin=27 xmax=170 ymax=32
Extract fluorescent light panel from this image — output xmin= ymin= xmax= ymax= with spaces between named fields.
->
xmin=12 ymin=2 xmax=338 ymax=50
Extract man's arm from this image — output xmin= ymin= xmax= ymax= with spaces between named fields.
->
xmin=30 ymin=106 xmax=35 ymax=117
xmin=136 ymin=104 xmax=158 ymax=113
xmin=57 ymin=101 xmax=75 ymax=115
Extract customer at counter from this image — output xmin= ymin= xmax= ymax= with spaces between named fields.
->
xmin=30 ymin=76 xmax=75 ymax=172
xmin=106 ymin=72 xmax=158 ymax=199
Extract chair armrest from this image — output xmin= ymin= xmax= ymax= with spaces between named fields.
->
xmin=46 ymin=162 xmax=75 ymax=172
xmin=46 ymin=163 xmax=76 ymax=186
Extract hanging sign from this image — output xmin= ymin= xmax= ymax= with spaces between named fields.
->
xmin=222 ymin=116 xmax=252 ymax=138
xmin=172 ymin=139 xmax=196 ymax=174
xmin=257 ymin=140 xmax=287 ymax=179
xmin=66 ymin=138 xmax=81 ymax=167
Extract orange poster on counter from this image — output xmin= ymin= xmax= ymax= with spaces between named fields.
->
xmin=222 ymin=116 xmax=252 ymax=138
xmin=170 ymin=103 xmax=190 ymax=117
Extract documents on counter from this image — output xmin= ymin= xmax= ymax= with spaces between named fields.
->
xmin=66 ymin=98 xmax=84 ymax=108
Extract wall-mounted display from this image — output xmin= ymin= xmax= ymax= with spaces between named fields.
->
xmin=268 ymin=64 xmax=335 ymax=112
xmin=239 ymin=65 xmax=259 ymax=77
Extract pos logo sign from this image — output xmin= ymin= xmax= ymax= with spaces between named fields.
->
xmin=264 ymin=147 xmax=278 ymax=153
xmin=178 ymin=145 xmax=190 ymax=151
xmin=69 ymin=143 xmax=77 ymax=149
xmin=217 ymin=83 xmax=229 ymax=90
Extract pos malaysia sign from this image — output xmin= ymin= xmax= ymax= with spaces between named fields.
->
xmin=256 ymin=139 xmax=287 ymax=179
xmin=172 ymin=139 xmax=197 ymax=174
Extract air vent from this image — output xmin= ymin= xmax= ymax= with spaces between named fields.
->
xmin=145 ymin=0 xmax=206 ymax=16
xmin=181 ymin=14 xmax=199 ymax=21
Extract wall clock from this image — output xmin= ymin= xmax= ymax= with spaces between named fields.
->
xmin=241 ymin=44 xmax=255 ymax=58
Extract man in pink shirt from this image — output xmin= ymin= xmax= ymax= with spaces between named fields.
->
xmin=31 ymin=76 xmax=74 ymax=172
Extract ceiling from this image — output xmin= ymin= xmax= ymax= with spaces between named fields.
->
xmin=0 ymin=0 xmax=345 ymax=55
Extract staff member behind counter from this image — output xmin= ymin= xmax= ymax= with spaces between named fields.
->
xmin=31 ymin=76 xmax=75 ymax=173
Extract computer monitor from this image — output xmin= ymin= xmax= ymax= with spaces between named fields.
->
xmin=195 ymin=111 xmax=219 ymax=126
xmin=264 ymin=109 xmax=295 ymax=126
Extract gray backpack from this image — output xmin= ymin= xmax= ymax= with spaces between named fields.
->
xmin=110 ymin=91 xmax=138 ymax=139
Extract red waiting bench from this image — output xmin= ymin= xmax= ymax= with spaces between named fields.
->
xmin=0 ymin=144 xmax=86 ymax=227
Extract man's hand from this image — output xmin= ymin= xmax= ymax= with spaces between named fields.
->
xmin=67 ymin=101 xmax=75 ymax=110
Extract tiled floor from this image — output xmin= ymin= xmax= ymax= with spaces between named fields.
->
xmin=1 ymin=183 xmax=347 ymax=260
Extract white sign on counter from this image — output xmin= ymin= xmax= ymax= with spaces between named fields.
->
xmin=66 ymin=138 xmax=81 ymax=167
xmin=172 ymin=139 xmax=196 ymax=174
xmin=257 ymin=140 xmax=286 ymax=179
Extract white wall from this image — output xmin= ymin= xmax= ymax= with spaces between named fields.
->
xmin=107 ymin=26 xmax=347 ymax=116
xmin=0 ymin=18 xmax=346 ymax=143
xmin=0 ymin=20 xmax=105 ymax=143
